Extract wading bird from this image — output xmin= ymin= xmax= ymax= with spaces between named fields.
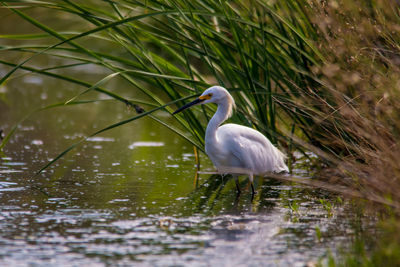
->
xmin=173 ymin=86 xmax=288 ymax=196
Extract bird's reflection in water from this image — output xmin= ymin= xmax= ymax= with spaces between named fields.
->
xmin=185 ymin=174 xmax=280 ymax=215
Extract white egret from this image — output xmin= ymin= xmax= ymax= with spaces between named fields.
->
xmin=173 ymin=86 xmax=288 ymax=195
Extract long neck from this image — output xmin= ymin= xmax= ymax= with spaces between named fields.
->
xmin=205 ymin=101 xmax=231 ymax=143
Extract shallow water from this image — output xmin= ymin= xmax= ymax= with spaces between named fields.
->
xmin=0 ymin=151 xmax=369 ymax=267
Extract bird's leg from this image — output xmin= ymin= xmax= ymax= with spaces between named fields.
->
xmin=234 ymin=175 xmax=241 ymax=194
xmin=249 ymin=174 xmax=256 ymax=196
xmin=250 ymin=182 xmax=255 ymax=201
xmin=235 ymin=190 xmax=241 ymax=202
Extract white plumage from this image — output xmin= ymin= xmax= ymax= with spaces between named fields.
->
xmin=173 ymin=86 xmax=288 ymax=195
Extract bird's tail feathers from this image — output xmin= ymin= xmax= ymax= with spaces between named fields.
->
xmin=274 ymin=147 xmax=289 ymax=173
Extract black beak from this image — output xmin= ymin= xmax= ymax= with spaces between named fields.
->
xmin=173 ymin=98 xmax=204 ymax=115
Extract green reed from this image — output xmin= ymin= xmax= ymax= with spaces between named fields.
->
xmin=0 ymin=0 xmax=325 ymax=156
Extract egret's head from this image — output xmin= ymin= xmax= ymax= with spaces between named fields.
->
xmin=173 ymin=86 xmax=235 ymax=116
xmin=199 ymin=86 xmax=233 ymax=104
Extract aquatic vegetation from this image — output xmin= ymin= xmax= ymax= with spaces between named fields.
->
xmin=305 ymin=0 xmax=400 ymax=208
xmin=0 ymin=0 xmax=321 ymax=164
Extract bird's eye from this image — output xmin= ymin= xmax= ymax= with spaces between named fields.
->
xmin=208 ymin=93 xmax=213 ymax=97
